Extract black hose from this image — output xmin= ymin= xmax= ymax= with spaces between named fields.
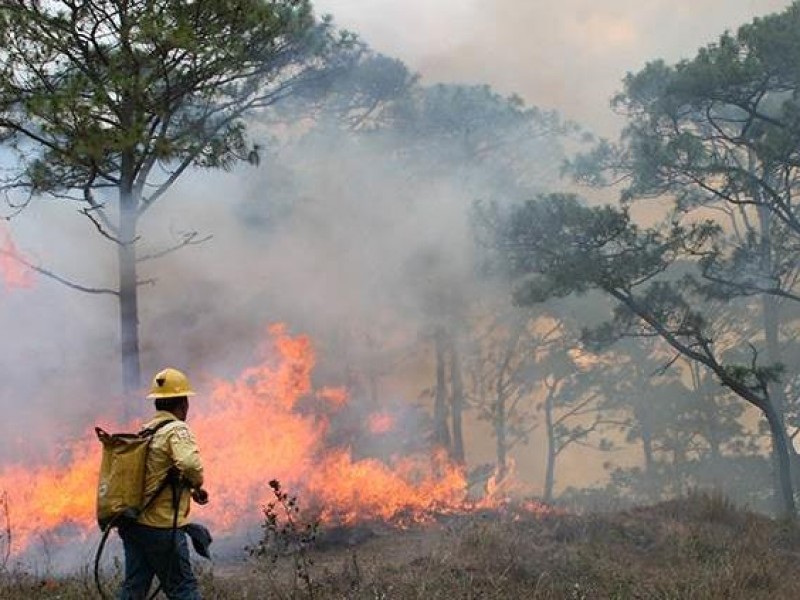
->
xmin=94 ymin=474 xmax=180 ymax=599
xmin=94 ymin=515 xmax=121 ymax=600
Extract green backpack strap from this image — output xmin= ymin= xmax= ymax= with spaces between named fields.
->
xmin=138 ymin=417 xmax=176 ymax=437
xmin=139 ymin=418 xmax=181 ymax=511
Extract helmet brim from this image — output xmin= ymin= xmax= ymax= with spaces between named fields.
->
xmin=146 ymin=391 xmax=197 ymax=399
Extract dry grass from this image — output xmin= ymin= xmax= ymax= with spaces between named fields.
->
xmin=4 ymin=492 xmax=800 ymax=599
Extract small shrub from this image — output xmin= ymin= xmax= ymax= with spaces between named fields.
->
xmin=247 ymin=479 xmax=319 ymax=599
xmin=687 ymin=488 xmax=740 ymax=525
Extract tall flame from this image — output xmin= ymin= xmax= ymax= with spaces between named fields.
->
xmin=0 ymin=324 xmax=498 ymax=557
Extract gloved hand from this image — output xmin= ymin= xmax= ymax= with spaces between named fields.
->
xmin=191 ymin=488 xmax=209 ymax=505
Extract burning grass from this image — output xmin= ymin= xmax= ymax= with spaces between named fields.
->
xmin=0 ymin=324 xmax=483 ymax=556
xmin=3 ymin=492 xmax=800 ymax=599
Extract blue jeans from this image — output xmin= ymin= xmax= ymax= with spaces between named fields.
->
xmin=117 ymin=523 xmax=201 ymax=600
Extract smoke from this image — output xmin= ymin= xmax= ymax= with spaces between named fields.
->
xmin=0 ymin=200 xmax=120 ymax=461
xmin=315 ymin=0 xmax=483 ymax=59
xmin=317 ymin=0 xmax=792 ymax=135
xmin=138 ymin=121 xmax=527 ymax=387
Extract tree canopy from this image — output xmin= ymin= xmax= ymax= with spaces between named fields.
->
xmin=0 ymin=0 xmax=355 ymax=395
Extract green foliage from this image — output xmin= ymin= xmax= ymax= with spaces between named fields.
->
xmin=0 ymin=0 xmax=360 ymax=391
xmin=310 ymin=52 xmax=418 ymax=130
xmin=381 ymin=84 xmax=572 ymax=197
xmin=0 ymin=0 xmax=356 ymax=203
xmin=721 ymin=362 xmax=785 ymax=396
xmin=571 ymin=1 xmax=800 ymax=236
xmin=487 ymin=193 xmax=716 ymax=306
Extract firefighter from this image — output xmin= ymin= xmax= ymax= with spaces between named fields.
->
xmin=118 ymin=367 xmax=209 ymax=600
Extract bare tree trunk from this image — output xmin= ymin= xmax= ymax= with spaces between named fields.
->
xmin=761 ymin=294 xmax=793 ymax=478
xmin=433 ymin=326 xmax=451 ymax=450
xmin=495 ymin=392 xmax=507 ymax=481
xmin=640 ymin=425 xmax=655 ymax=474
xmin=494 ymin=325 xmax=523 ymax=481
xmin=758 ymin=203 xmax=788 ymax=416
xmin=757 ymin=200 xmax=797 ymax=507
xmin=702 ymin=402 xmax=724 ymax=462
xmin=688 ymin=362 xmax=723 ymax=461
xmin=762 ymin=296 xmax=784 ymax=405
xmin=632 ymin=404 xmax=655 ymax=475
xmin=543 ymin=388 xmax=556 ymax=503
xmin=117 ymin=67 xmax=142 ymax=409
xmin=763 ymin=399 xmax=797 ymax=518
xmin=633 ymin=410 xmax=660 ymax=499
xmin=448 ymin=334 xmax=466 ymax=465
xmin=118 ymin=184 xmax=141 ymax=406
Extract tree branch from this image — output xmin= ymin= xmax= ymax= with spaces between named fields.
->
xmin=0 ymin=248 xmax=118 ymax=296
xmin=79 ymin=207 xmax=122 ymax=245
xmin=137 ymin=231 xmax=213 ymax=262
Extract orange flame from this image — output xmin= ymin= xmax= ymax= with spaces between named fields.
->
xmin=0 ymin=224 xmax=33 ymax=290
xmin=367 ymin=412 xmax=395 ymax=435
xmin=0 ymin=324 xmax=495 ymax=556
xmin=479 ymin=458 xmax=518 ymax=508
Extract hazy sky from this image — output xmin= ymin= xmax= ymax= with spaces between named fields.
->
xmin=316 ymin=0 xmax=792 ymax=135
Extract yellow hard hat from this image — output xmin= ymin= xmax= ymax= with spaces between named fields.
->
xmin=146 ymin=367 xmax=196 ymax=399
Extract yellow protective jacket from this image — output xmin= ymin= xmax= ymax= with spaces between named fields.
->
xmin=137 ymin=411 xmax=204 ymax=528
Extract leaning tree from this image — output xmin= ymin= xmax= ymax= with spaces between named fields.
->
xmin=491 ymin=193 xmax=797 ymax=517
xmin=569 ymin=1 xmax=800 ymax=470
